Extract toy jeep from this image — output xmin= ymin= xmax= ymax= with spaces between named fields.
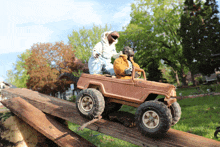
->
xmin=75 ymin=67 xmax=181 ymax=136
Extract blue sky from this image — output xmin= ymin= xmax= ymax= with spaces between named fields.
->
xmin=0 ymin=0 xmax=220 ymax=82
xmin=0 ymin=0 xmax=134 ymax=82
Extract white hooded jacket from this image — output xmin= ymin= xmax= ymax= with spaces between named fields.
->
xmin=91 ymin=31 xmax=119 ymax=62
xmin=88 ymin=31 xmax=121 ymax=75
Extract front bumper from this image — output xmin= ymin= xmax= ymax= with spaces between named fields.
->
xmin=164 ymin=97 xmax=177 ymax=106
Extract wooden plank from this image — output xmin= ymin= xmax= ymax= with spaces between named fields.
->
xmin=2 ymin=88 xmax=220 ymax=147
xmin=1 ymin=97 xmax=96 ymax=147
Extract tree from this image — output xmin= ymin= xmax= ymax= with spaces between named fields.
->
xmin=147 ymin=58 xmax=164 ymax=82
xmin=5 ymin=49 xmax=31 ymax=88
xmin=5 ymin=70 xmax=16 ymax=84
xmin=197 ymin=0 xmax=220 ymax=75
xmin=180 ymin=0 xmax=220 ymax=82
xmin=25 ymin=42 xmax=85 ymax=95
xmin=68 ymin=24 xmax=111 ymax=63
xmin=159 ymin=63 xmax=176 ymax=84
xmin=117 ymin=0 xmax=188 ymax=85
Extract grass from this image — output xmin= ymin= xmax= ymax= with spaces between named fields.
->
xmin=175 ymin=84 xmax=220 ymax=96
xmin=172 ymin=95 xmax=220 ymax=140
xmin=68 ymin=122 xmax=139 ymax=147
xmin=0 ymin=112 xmax=13 ymax=122
xmin=68 ymin=84 xmax=220 ymax=146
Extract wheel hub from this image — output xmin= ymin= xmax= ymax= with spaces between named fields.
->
xmin=81 ymin=96 xmax=94 ymax=111
xmin=142 ymin=110 xmax=160 ymax=129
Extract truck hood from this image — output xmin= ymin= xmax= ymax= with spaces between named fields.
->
xmin=134 ymin=79 xmax=176 ymax=97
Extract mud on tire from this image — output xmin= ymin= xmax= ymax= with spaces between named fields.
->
xmin=76 ymin=88 xmax=105 ymax=119
xmin=157 ymin=98 xmax=181 ymax=126
xmin=169 ymin=102 xmax=181 ymax=126
xmin=135 ymin=101 xmax=172 ymax=137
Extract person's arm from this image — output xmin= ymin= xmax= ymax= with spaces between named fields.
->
xmin=91 ymin=42 xmax=102 ymax=58
xmin=112 ymin=50 xmax=123 ymax=59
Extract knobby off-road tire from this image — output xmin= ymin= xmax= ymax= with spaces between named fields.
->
xmin=76 ymin=88 xmax=105 ymax=119
xmin=135 ymin=101 xmax=172 ymax=137
xmin=157 ymin=98 xmax=181 ymax=126
xmin=214 ymin=127 xmax=220 ymax=139
xmin=169 ymin=102 xmax=181 ymax=126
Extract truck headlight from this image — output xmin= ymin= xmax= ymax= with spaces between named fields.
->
xmin=170 ymin=89 xmax=176 ymax=97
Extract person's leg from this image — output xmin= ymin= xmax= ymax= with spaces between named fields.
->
xmin=102 ymin=59 xmax=115 ymax=76
xmin=88 ymin=57 xmax=103 ymax=74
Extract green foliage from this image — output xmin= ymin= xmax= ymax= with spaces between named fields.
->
xmin=68 ymin=95 xmax=76 ymax=102
xmin=195 ymin=75 xmax=203 ymax=84
xmin=117 ymin=0 xmax=188 ymax=85
xmin=199 ymin=84 xmax=220 ymax=93
xmin=159 ymin=63 xmax=176 ymax=83
xmin=72 ymin=70 xmax=83 ymax=77
xmin=5 ymin=70 xmax=16 ymax=84
xmin=5 ymin=49 xmax=31 ymax=88
xmin=68 ymin=24 xmax=111 ymax=63
xmin=146 ymin=58 xmax=163 ymax=82
xmin=0 ymin=112 xmax=13 ymax=122
xmin=180 ymin=0 xmax=220 ymax=75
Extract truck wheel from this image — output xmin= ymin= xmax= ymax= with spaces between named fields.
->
xmin=102 ymin=102 xmax=122 ymax=116
xmin=214 ymin=127 xmax=220 ymax=139
xmin=76 ymin=88 xmax=105 ymax=119
xmin=170 ymin=102 xmax=181 ymax=126
xmin=157 ymin=98 xmax=181 ymax=126
xmin=135 ymin=101 xmax=172 ymax=137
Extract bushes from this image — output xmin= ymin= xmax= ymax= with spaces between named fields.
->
xmin=68 ymin=95 xmax=77 ymax=102
xmin=195 ymin=76 xmax=203 ymax=85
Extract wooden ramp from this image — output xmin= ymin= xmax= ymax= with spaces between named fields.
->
xmin=2 ymin=88 xmax=220 ymax=147
xmin=1 ymin=97 xmax=95 ymax=147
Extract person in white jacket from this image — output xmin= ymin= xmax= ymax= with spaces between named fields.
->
xmin=88 ymin=31 xmax=121 ymax=75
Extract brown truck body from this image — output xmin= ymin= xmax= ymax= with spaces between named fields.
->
xmin=74 ymin=67 xmax=180 ymax=136
xmin=77 ymin=71 xmax=176 ymax=107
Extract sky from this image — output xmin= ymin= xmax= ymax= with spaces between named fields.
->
xmin=0 ymin=0 xmax=134 ymax=82
xmin=0 ymin=0 xmax=220 ymax=82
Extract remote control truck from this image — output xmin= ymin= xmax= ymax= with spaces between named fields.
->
xmin=61 ymin=67 xmax=181 ymax=137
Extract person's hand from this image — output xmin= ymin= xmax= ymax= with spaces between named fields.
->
xmin=95 ymin=53 xmax=100 ymax=58
xmin=135 ymin=72 xmax=140 ymax=78
xmin=124 ymin=68 xmax=132 ymax=75
xmin=112 ymin=51 xmax=123 ymax=59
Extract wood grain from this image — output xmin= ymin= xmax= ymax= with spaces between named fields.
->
xmin=1 ymin=97 xmax=95 ymax=147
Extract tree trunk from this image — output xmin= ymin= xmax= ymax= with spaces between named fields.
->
xmin=171 ymin=68 xmax=180 ymax=86
xmin=191 ymin=71 xmax=195 ymax=86
xmin=175 ymin=72 xmax=180 ymax=86
xmin=181 ymin=68 xmax=187 ymax=86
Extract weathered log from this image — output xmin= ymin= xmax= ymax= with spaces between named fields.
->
xmin=1 ymin=97 xmax=96 ymax=147
xmin=2 ymin=88 xmax=220 ymax=147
